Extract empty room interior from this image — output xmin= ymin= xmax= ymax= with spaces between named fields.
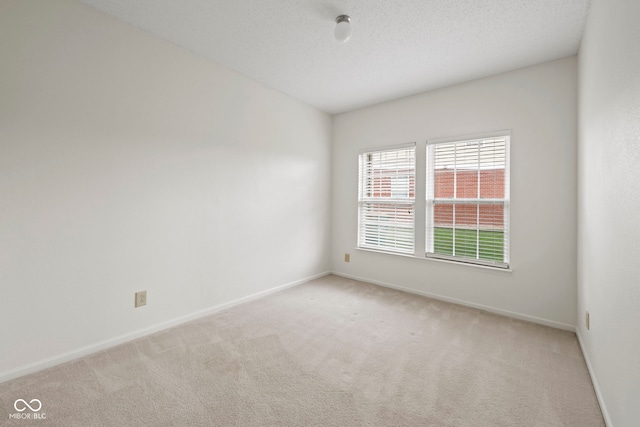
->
xmin=1 ymin=0 xmax=638 ymax=426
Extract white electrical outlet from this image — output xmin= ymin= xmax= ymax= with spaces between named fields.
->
xmin=135 ymin=291 xmax=147 ymax=308
xmin=344 ymin=253 xmax=350 ymax=262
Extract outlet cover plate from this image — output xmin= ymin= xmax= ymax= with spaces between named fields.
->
xmin=135 ymin=291 xmax=147 ymax=308
xmin=586 ymin=311 xmax=590 ymax=330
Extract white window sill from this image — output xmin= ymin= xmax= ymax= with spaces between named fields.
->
xmin=355 ymin=247 xmax=513 ymax=273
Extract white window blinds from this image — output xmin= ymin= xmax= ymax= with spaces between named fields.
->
xmin=426 ymin=136 xmax=510 ymax=268
xmin=358 ymin=145 xmax=416 ymax=254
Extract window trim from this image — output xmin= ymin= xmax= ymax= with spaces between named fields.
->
xmin=357 ymin=143 xmax=416 ymax=255
xmin=426 ymin=132 xmax=510 ymax=269
xmin=356 ymin=131 xmax=511 ymax=271
xmin=356 ymin=246 xmax=513 ymax=272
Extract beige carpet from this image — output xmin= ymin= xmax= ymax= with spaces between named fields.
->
xmin=0 ymin=275 xmax=604 ymax=426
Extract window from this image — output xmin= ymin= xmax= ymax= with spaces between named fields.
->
xmin=356 ymin=133 xmax=510 ymax=269
xmin=426 ymin=135 xmax=509 ymax=268
xmin=358 ymin=145 xmax=415 ymax=254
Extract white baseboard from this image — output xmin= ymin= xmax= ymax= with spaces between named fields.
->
xmin=331 ymin=271 xmax=576 ymax=331
xmin=576 ymin=330 xmax=613 ymax=427
xmin=0 ymin=271 xmax=330 ymax=384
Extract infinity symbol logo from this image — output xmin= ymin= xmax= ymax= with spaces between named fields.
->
xmin=14 ymin=399 xmax=42 ymax=412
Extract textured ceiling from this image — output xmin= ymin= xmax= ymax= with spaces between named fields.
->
xmin=79 ymin=0 xmax=591 ymax=114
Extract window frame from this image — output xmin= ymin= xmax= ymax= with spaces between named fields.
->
xmin=356 ymin=131 xmax=511 ymax=270
xmin=357 ymin=143 xmax=416 ymax=255
xmin=425 ymin=133 xmax=510 ymax=269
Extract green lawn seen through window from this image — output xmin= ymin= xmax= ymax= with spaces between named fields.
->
xmin=433 ymin=227 xmax=504 ymax=262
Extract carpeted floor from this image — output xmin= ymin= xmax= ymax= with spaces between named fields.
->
xmin=0 ymin=275 xmax=604 ymax=426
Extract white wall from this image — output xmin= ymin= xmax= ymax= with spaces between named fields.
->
xmin=577 ymin=0 xmax=640 ymax=425
xmin=332 ymin=57 xmax=578 ymax=328
xmin=0 ymin=0 xmax=331 ymax=381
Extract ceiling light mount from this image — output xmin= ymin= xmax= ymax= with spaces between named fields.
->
xmin=335 ymin=15 xmax=352 ymax=43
